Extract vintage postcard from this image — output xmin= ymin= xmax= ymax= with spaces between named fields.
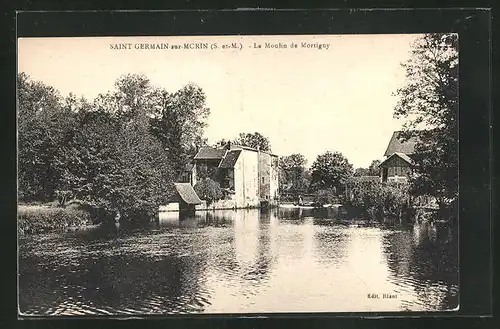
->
xmin=17 ymin=34 xmax=459 ymax=315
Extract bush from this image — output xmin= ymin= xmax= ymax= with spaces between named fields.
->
xmin=18 ymin=204 xmax=94 ymax=235
xmin=343 ymin=181 xmax=410 ymax=221
xmin=194 ymin=178 xmax=223 ymax=205
xmin=312 ymin=188 xmax=338 ymax=206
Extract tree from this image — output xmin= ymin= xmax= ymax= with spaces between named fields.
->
xmin=278 ymin=154 xmax=310 ymax=195
xmin=149 ymin=82 xmax=210 ymax=178
xmin=17 ymin=73 xmax=77 ymax=201
xmin=58 ymin=89 xmax=176 ymax=222
xmin=233 ymin=132 xmax=271 ymax=151
xmin=17 ymin=72 xmax=211 ymax=222
xmin=354 ymin=160 xmax=381 ymax=177
xmin=354 ymin=168 xmax=370 ymax=177
xmin=112 ymin=117 xmax=175 ymax=220
xmin=194 ymin=178 xmax=223 ymax=204
xmin=213 ymin=138 xmax=229 ymax=148
xmin=18 ymin=73 xmax=187 ymax=222
xmin=310 ymin=151 xmax=353 ymax=192
xmin=368 ymin=160 xmax=382 ymax=176
xmin=393 ymin=33 xmax=458 ymax=212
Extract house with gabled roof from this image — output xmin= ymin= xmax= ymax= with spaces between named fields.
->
xmin=379 ymin=131 xmax=420 ymax=183
xmin=191 ymin=141 xmax=279 ymax=208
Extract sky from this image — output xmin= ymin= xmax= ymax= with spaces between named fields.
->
xmin=18 ymin=34 xmax=421 ymax=168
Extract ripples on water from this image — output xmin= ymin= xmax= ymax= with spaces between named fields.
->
xmin=18 ymin=208 xmax=458 ymax=315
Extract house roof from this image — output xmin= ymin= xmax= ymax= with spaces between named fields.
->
xmin=384 ymin=131 xmax=419 ymax=157
xmin=173 ymin=183 xmax=202 ymax=205
xmin=379 ymin=152 xmax=413 ymax=167
xmin=395 ymin=152 xmax=413 ymax=164
xmin=219 ymin=150 xmax=242 ymax=168
xmin=193 ymin=147 xmax=226 ymax=160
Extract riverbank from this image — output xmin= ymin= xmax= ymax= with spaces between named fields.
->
xmin=159 ymin=199 xmax=280 ymax=212
xmin=18 ymin=203 xmax=95 ymax=236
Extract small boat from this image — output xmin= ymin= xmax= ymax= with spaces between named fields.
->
xmin=279 ymin=203 xmax=315 ymax=209
xmin=279 ymin=203 xmax=299 ymax=209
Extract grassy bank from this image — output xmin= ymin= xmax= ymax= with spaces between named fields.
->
xmin=18 ymin=203 xmax=94 ymax=236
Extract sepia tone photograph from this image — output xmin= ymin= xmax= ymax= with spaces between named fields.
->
xmin=17 ymin=33 xmax=458 ymax=315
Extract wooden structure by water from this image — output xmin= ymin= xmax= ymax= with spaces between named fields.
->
xmin=172 ymin=183 xmax=203 ymax=213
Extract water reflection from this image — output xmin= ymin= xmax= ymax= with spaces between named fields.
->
xmin=383 ymin=222 xmax=458 ymax=311
xmin=19 ymin=208 xmax=458 ymax=315
xmin=313 ymin=226 xmax=347 ymax=267
xmin=19 ymin=234 xmax=209 ymax=315
xmin=277 ymin=206 xmax=304 ymax=220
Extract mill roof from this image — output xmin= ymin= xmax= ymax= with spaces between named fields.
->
xmin=193 ymin=147 xmax=226 ymax=160
xmin=226 ymin=142 xmax=278 ymax=157
xmin=218 ymin=150 xmax=242 ymax=168
xmin=384 ymin=131 xmax=419 ymax=157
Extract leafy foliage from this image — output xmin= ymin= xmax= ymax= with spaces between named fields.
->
xmin=393 ymin=33 xmax=458 ymax=210
xmin=368 ymin=160 xmax=382 ymax=176
xmin=312 ymin=188 xmax=338 ymax=206
xmin=18 ymin=73 xmax=208 ymax=222
xmin=310 ymin=151 xmax=353 ymax=191
xmin=354 ymin=168 xmax=370 ymax=177
xmin=17 ymin=72 xmax=76 ymax=201
xmin=149 ymin=82 xmax=210 ymax=178
xmin=354 ymin=160 xmax=381 ymax=177
xmin=194 ymin=178 xmax=223 ymax=204
xmin=213 ymin=138 xmax=229 ymax=148
xmin=61 ymin=111 xmax=175 ymax=221
xmin=344 ymin=181 xmax=410 ymax=220
xmin=233 ymin=132 xmax=271 ymax=151
xmin=278 ymin=153 xmax=310 ymax=195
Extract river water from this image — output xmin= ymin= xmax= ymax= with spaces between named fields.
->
xmin=18 ymin=207 xmax=458 ymax=315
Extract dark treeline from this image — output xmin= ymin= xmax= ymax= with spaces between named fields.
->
xmin=18 ymin=72 xmax=209 ymax=222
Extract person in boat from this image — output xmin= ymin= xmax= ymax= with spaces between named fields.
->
xmin=114 ymin=209 xmax=121 ymax=232
xmin=114 ymin=210 xmax=121 ymax=223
